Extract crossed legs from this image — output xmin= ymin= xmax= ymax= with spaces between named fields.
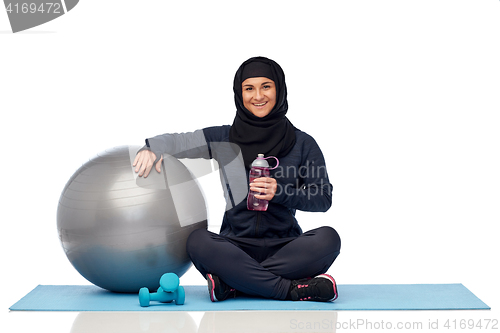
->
xmin=186 ymin=226 xmax=341 ymax=300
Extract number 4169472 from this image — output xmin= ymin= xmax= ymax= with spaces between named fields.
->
xmin=5 ymin=2 xmax=62 ymax=14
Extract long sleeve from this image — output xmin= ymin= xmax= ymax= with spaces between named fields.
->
xmin=145 ymin=126 xmax=248 ymax=212
xmin=145 ymin=129 xmax=211 ymax=159
xmin=270 ymin=136 xmax=332 ymax=212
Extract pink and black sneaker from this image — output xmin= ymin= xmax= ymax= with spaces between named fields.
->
xmin=206 ymin=274 xmax=238 ymax=302
xmin=290 ymin=274 xmax=338 ymax=302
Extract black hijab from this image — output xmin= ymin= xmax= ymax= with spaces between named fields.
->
xmin=229 ymin=56 xmax=297 ymax=168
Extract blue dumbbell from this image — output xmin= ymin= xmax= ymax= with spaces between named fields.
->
xmin=139 ymin=273 xmax=185 ymax=306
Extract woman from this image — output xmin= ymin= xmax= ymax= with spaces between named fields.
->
xmin=133 ymin=56 xmax=341 ymax=302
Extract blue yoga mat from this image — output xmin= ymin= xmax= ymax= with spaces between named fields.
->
xmin=9 ymin=284 xmax=489 ymax=311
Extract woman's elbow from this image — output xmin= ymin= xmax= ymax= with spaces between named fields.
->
xmin=309 ymin=192 xmax=331 ymax=212
xmin=319 ymin=196 xmax=332 ymax=212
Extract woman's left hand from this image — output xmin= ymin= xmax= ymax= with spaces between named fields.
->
xmin=250 ymin=177 xmax=278 ymax=201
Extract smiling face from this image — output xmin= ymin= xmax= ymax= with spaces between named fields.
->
xmin=242 ymin=77 xmax=277 ymax=118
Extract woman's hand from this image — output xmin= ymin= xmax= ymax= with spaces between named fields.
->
xmin=250 ymin=177 xmax=278 ymax=201
xmin=133 ymin=150 xmax=163 ymax=178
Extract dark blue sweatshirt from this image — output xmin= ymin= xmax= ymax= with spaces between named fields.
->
xmin=146 ymin=125 xmax=332 ymax=238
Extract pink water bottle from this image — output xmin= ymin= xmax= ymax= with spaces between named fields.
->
xmin=247 ymin=154 xmax=278 ymax=211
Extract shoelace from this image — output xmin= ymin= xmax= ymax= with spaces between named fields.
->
xmin=296 ymin=283 xmax=318 ymax=301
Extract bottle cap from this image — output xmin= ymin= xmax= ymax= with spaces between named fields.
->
xmin=251 ymin=154 xmax=270 ymax=168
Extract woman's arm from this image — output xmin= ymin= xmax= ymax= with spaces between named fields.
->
xmin=133 ymin=129 xmax=210 ymax=178
xmin=271 ymin=139 xmax=332 ymax=212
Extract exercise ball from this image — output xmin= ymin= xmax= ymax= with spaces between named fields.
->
xmin=57 ymin=146 xmax=207 ymax=293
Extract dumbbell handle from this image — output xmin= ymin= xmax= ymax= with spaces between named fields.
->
xmin=138 ymin=273 xmax=185 ymax=306
xmin=155 ymin=287 xmax=176 ymax=300
xmin=139 ymin=286 xmax=185 ymax=306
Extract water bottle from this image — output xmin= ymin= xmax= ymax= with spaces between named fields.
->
xmin=247 ymin=154 xmax=279 ymax=211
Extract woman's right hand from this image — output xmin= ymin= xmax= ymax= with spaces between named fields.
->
xmin=133 ymin=150 xmax=163 ymax=178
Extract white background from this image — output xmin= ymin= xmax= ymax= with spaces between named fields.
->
xmin=1 ymin=0 xmax=499 ymax=332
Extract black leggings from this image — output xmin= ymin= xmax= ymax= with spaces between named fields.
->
xmin=186 ymin=226 xmax=341 ymax=300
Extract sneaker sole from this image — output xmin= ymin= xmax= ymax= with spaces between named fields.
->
xmin=317 ymin=274 xmax=338 ymax=301
xmin=206 ymin=274 xmax=217 ymax=302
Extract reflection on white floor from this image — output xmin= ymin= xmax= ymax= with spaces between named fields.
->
xmin=36 ymin=310 xmax=500 ymax=333
xmin=54 ymin=309 xmax=500 ymax=333
xmin=71 ymin=312 xmax=198 ymax=333
xmin=70 ymin=311 xmax=338 ymax=333
xmin=5 ymin=309 xmax=498 ymax=333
